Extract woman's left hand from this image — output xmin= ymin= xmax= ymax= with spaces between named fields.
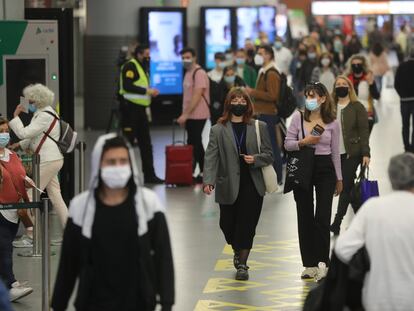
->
xmin=13 ymin=104 xmax=24 ymax=118
xmin=335 ymin=180 xmax=343 ymax=196
xmin=362 ymin=156 xmax=370 ymax=167
xmin=243 ymin=155 xmax=255 ymax=164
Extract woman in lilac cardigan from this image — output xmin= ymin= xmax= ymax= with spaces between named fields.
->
xmin=284 ymin=82 xmax=343 ymax=282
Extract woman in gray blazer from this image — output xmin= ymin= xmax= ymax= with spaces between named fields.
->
xmin=203 ymin=87 xmax=273 ymax=281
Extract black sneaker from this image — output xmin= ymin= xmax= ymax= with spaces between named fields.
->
xmin=193 ymin=175 xmax=203 ymax=184
xmin=145 ymin=176 xmax=164 ymax=184
xmin=235 ymin=264 xmax=249 ymax=281
xmin=233 ymin=252 xmax=240 ymax=270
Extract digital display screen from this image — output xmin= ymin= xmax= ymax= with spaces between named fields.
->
xmin=237 ymin=8 xmax=259 ymax=48
xmin=258 ymin=7 xmax=276 ymax=43
xmin=204 ymin=8 xmax=232 ymax=69
xmin=393 ymin=15 xmax=414 ymax=34
xmin=148 ymin=11 xmax=184 ymax=95
xmin=354 ymin=15 xmax=390 ymax=38
xmin=276 ymin=13 xmax=288 ymax=39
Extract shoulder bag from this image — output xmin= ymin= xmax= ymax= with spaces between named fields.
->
xmin=284 ymin=112 xmax=316 ymax=193
xmin=255 ymin=120 xmax=278 ymax=193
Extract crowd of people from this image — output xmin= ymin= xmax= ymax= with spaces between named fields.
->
xmin=0 ymin=17 xmax=413 ymax=311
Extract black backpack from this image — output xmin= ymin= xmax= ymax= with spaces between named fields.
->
xmin=44 ymin=111 xmax=78 ymax=153
xmin=264 ymin=68 xmax=297 ymax=118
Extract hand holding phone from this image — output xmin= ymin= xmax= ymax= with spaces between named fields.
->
xmin=19 ymin=97 xmax=30 ymax=114
xmin=311 ymin=124 xmax=325 ymax=136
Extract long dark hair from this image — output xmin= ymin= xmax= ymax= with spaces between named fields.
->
xmin=217 ymin=87 xmax=254 ymax=125
xmin=304 ymin=82 xmax=336 ymax=124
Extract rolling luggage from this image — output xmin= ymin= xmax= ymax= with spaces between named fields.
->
xmin=165 ymin=122 xmax=193 ymax=185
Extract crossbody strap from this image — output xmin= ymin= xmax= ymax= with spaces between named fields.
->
xmin=299 ymin=112 xmax=306 ymax=140
xmin=192 ymin=67 xmax=209 ymax=107
xmin=34 ymin=114 xmax=58 ymax=154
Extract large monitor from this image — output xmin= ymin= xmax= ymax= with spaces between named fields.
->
xmin=393 ymin=15 xmax=414 ymax=34
xmin=201 ymin=7 xmax=232 ymax=70
xmin=258 ymin=6 xmax=276 ymax=43
xmin=237 ymin=7 xmax=259 ymax=48
xmin=140 ymin=8 xmax=186 ymax=96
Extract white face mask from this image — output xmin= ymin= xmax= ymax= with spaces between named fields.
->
xmin=101 ymin=165 xmax=132 ymax=189
xmin=254 ymin=54 xmax=264 ymax=66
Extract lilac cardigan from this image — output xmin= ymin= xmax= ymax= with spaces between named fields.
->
xmin=285 ymin=111 xmax=343 ymax=181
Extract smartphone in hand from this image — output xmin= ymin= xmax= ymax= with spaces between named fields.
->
xmin=311 ymin=124 xmax=325 ymax=136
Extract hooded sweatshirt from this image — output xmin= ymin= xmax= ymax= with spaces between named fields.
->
xmin=51 ymin=133 xmax=174 ymax=311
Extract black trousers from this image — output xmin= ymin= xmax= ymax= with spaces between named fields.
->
xmin=335 ymin=154 xmax=361 ymax=220
xmin=185 ymin=119 xmax=206 ymax=174
xmin=401 ymin=101 xmax=414 ymax=152
xmin=293 ymin=155 xmax=336 ymax=267
xmin=0 ymin=214 xmax=18 ymax=288
xmin=219 ymin=168 xmax=264 ymax=250
xmin=121 ymin=100 xmax=156 ymax=179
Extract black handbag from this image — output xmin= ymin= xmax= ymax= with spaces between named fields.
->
xmin=284 ymin=112 xmax=315 ymax=193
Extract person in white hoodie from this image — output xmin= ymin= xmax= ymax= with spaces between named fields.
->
xmin=9 ymin=84 xmax=68 ymax=247
xmin=335 ymin=152 xmax=414 ymax=311
xmin=51 ymin=133 xmax=174 ymax=311
xmin=273 ymin=36 xmax=293 ymax=76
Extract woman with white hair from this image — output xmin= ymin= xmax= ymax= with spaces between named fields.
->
xmin=335 ymin=152 xmax=414 ymax=311
xmin=9 ymin=84 xmax=68 ymax=245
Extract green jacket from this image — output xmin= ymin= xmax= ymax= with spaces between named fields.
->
xmin=338 ymin=101 xmax=370 ymax=158
xmin=242 ymin=65 xmax=258 ymax=88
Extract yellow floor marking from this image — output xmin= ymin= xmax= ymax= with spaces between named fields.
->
xmin=265 ymin=271 xmax=300 ymax=281
xmin=203 ymin=278 xmax=267 ymax=294
xmin=194 ymin=300 xmax=281 ymax=311
xmin=261 ymin=255 xmax=303 ymax=264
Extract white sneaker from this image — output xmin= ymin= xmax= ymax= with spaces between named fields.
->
xmin=301 ymin=267 xmax=318 ymax=279
xmin=315 ymin=262 xmax=328 ymax=282
xmin=12 ymin=235 xmax=33 ymax=248
xmin=11 ymin=281 xmax=29 ymax=288
xmin=9 ymin=285 xmax=33 ymax=302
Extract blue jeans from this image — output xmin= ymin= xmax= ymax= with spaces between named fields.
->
xmin=0 ymin=214 xmax=18 ymax=288
xmin=258 ymin=114 xmax=283 ymax=183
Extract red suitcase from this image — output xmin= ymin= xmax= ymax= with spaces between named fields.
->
xmin=165 ymin=123 xmax=193 ymax=185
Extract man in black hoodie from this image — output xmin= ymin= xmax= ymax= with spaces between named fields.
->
xmin=395 ymin=51 xmax=414 ymax=152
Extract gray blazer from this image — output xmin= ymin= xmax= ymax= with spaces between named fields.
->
xmin=203 ymin=120 xmax=274 ymax=204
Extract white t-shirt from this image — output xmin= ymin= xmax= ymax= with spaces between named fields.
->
xmin=320 ymin=70 xmax=336 ymax=94
xmin=336 ymin=102 xmax=349 ymax=155
xmin=335 ymin=191 xmax=414 ymax=311
xmin=274 ymin=46 xmax=293 ymax=75
xmin=207 ymin=68 xmax=223 ymax=83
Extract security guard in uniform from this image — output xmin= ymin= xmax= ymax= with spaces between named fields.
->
xmin=119 ymin=44 xmax=164 ymax=184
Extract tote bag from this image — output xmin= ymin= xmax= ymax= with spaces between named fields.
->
xmin=360 ymin=167 xmax=379 ymax=204
xmin=255 ymin=120 xmax=278 ymax=193
xmin=284 ymin=112 xmax=315 ymax=194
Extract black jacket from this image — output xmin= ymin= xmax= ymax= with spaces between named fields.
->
xmin=395 ymin=59 xmax=414 ymax=100
xmin=51 ymin=213 xmax=174 ymax=311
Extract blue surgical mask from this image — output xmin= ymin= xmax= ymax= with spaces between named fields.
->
xmin=218 ymin=62 xmax=227 ymax=69
xmin=28 ymin=103 xmax=37 ymax=113
xmin=308 ymin=52 xmax=317 ymax=59
xmin=236 ymin=58 xmax=245 ymax=65
xmin=274 ymin=41 xmax=283 ymax=50
xmin=224 ymin=75 xmax=236 ymax=84
xmin=0 ymin=132 xmax=10 ymax=148
xmin=305 ymin=99 xmax=320 ymax=111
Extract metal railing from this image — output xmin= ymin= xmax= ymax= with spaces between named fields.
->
xmin=0 ymin=199 xmax=51 ymax=311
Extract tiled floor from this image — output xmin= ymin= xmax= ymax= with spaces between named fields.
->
xmin=12 ymin=85 xmax=403 ymax=311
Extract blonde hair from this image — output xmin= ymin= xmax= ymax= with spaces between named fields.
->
xmin=332 ymin=75 xmax=359 ymax=104
xmin=23 ymin=84 xmax=55 ymax=109
xmin=344 ymin=54 xmax=370 ymax=77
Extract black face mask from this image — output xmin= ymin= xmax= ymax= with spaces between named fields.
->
xmin=230 ymin=104 xmax=248 ymax=117
xmin=351 ymin=63 xmax=364 ymax=74
xmin=335 ymin=86 xmax=349 ymax=98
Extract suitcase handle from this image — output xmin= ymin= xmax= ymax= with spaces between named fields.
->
xmin=172 ymin=119 xmax=187 ymax=145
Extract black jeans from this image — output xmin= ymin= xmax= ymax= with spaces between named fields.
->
xmin=185 ymin=119 xmax=206 ymax=174
xmin=293 ymin=155 xmax=336 ymax=267
xmin=121 ymin=101 xmax=156 ymax=179
xmin=0 ymin=214 xmax=18 ymax=288
xmin=401 ymin=101 xmax=414 ymax=152
xmin=333 ymin=154 xmax=361 ymax=223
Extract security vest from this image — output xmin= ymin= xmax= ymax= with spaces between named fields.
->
xmin=119 ymin=58 xmax=151 ymax=107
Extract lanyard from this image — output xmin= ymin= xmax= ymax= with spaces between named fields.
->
xmin=232 ymin=127 xmax=246 ymax=154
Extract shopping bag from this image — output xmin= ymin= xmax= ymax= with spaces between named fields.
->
xmin=284 ymin=112 xmax=315 ymax=193
xmin=360 ymin=176 xmax=379 ymax=204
